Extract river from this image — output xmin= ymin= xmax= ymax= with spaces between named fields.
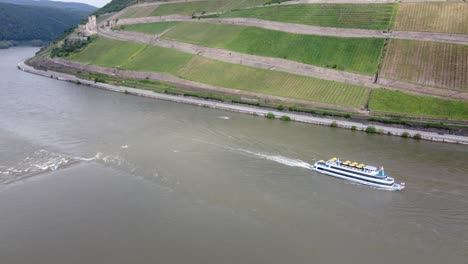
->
xmin=1 ymin=47 xmax=467 ymax=264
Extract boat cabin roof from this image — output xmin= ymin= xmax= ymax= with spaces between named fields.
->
xmin=364 ymin=165 xmax=377 ymax=171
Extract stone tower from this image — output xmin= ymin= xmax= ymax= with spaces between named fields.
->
xmin=78 ymin=15 xmax=97 ymax=36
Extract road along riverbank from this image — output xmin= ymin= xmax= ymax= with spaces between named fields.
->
xmin=18 ymin=60 xmax=468 ymax=145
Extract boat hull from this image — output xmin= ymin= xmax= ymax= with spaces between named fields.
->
xmin=311 ymin=166 xmax=404 ymax=191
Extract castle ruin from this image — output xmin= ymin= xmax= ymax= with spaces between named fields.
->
xmin=78 ymin=16 xmax=97 ymax=37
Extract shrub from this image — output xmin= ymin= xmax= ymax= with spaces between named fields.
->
xmin=124 ymin=90 xmax=129 ymax=94
xmin=277 ymin=104 xmax=285 ymax=111
xmin=365 ymin=126 xmax=377 ymax=133
xmin=351 ymin=126 xmax=357 ymax=130
xmin=345 ymin=114 xmax=351 ymax=119
xmin=94 ymin=77 xmax=105 ymax=83
xmin=330 ymin=121 xmax=338 ymax=127
xmin=401 ymin=132 xmax=410 ymax=138
xmin=288 ymin=106 xmax=297 ymax=111
xmin=266 ymin=112 xmax=275 ymax=119
xmin=413 ymin=133 xmax=422 ymax=140
xmin=280 ymin=115 xmax=291 ymax=121
xmin=50 ymin=37 xmax=94 ymax=57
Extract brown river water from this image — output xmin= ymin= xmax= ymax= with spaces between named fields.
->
xmin=1 ymin=48 xmax=467 ymax=264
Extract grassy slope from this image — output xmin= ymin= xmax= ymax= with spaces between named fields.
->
xmin=178 ymin=56 xmax=370 ymax=107
xmin=122 ymin=22 xmax=180 ymax=35
xmin=119 ymin=4 xmax=159 ymax=19
xmin=369 ymin=90 xmax=468 ymax=120
xmin=68 ymin=37 xmax=143 ymax=67
xmin=381 ymin=39 xmax=468 ymax=91
xmin=394 ymin=3 xmax=468 ymax=34
xmin=216 ymin=3 xmax=397 ymax=30
xmin=132 ymin=22 xmax=384 ymax=75
xmin=68 ymin=37 xmax=370 ymax=108
xmin=152 ymin=0 xmax=267 ymax=16
xmin=69 ymin=37 xmax=193 ymax=73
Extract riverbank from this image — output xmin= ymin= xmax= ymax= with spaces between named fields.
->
xmin=18 ymin=60 xmax=468 ymax=145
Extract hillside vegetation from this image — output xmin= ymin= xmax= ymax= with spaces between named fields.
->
xmin=119 ymin=4 xmax=160 ymax=19
xmin=129 ymin=22 xmax=384 ymax=75
xmin=394 ymin=3 xmax=468 ymax=34
xmin=69 ymin=37 xmax=371 ymax=107
xmin=152 ymin=0 xmax=268 ymax=16
xmin=213 ymin=3 xmax=397 ymax=30
xmin=122 ymin=22 xmax=179 ymax=35
xmin=94 ymin=0 xmax=139 ymax=16
xmin=381 ymin=39 xmax=468 ymax=91
xmin=119 ymin=0 xmax=269 ymax=18
xmin=0 ymin=2 xmax=88 ymax=42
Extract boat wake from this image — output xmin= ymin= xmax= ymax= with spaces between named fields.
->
xmin=238 ymin=149 xmax=313 ymax=170
xmin=0 ymin=150 xmax=126 ymax=185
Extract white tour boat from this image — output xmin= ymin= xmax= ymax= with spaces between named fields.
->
xmin=312 ymin=158 xmax=405 ymax=191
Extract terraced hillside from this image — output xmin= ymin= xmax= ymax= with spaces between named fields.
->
xmin=210 ymin=3 xmax=397 ymax=30
xmin=381 ymin=39 xmax=468 ymax=91
xmin=69 ymin=37 xmax=371 ymax=108
xmin=127 ymin=21 xmax=384 ymax=75
xmin=40 ymin=0 xmax=468 ymax=121
xmin=394 ymin=3 xmax=468 ymax=34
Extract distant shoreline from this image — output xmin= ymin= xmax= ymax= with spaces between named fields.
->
xmin=17 ymin=60 xmax=468 ymax=145
xmin=0 ymin=41 xmax=45 ymax=49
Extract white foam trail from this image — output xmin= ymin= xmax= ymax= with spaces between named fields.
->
xmin=120 ymin=145 xmax=129 ymax=149
xmin=239 ymin=149 xmax=313 ymax=169
xmin=75 ymin=152 xmax=101 ymax=161
xmin=218 ymin=116 xmax=231 ymax=120
xmin=1 ymin=151 xmax=129 ymax=185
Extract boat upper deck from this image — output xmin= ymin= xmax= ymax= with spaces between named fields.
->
xmin=317 ymin=158 xmax=387 ymax=178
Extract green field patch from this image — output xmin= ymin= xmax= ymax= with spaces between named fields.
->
xmin=68 ymin=37 xmax=144 ymax=67
xmin=69 ymin=37 xmax=192 ymax=73
xmin=122 ymin=22 xmax=180 ymax=35
xmin=215 ymin=3 xmax=397 ymax=30
xmin=177 ymin=56 xmax=370 ymax=107
xmin=152 ymin=0 xmax=267 ymax=16
xmin=69 ymin=37 xmax=370 ymax=108
xmin=136 ymin=22 xmax=384 ymax=75
xmin=369 ymin=90 xmax=468 ymax=120
xmin=122 ymin=44 xmax=193 ymax=73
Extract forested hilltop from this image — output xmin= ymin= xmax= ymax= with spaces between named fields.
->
xmin=0 ymin=1 xmax=96 ymax=48
xmin=94 ymin=0 xmax=144 ymax=15
xmin=0 ymin=0 xmax=96 ymax=13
